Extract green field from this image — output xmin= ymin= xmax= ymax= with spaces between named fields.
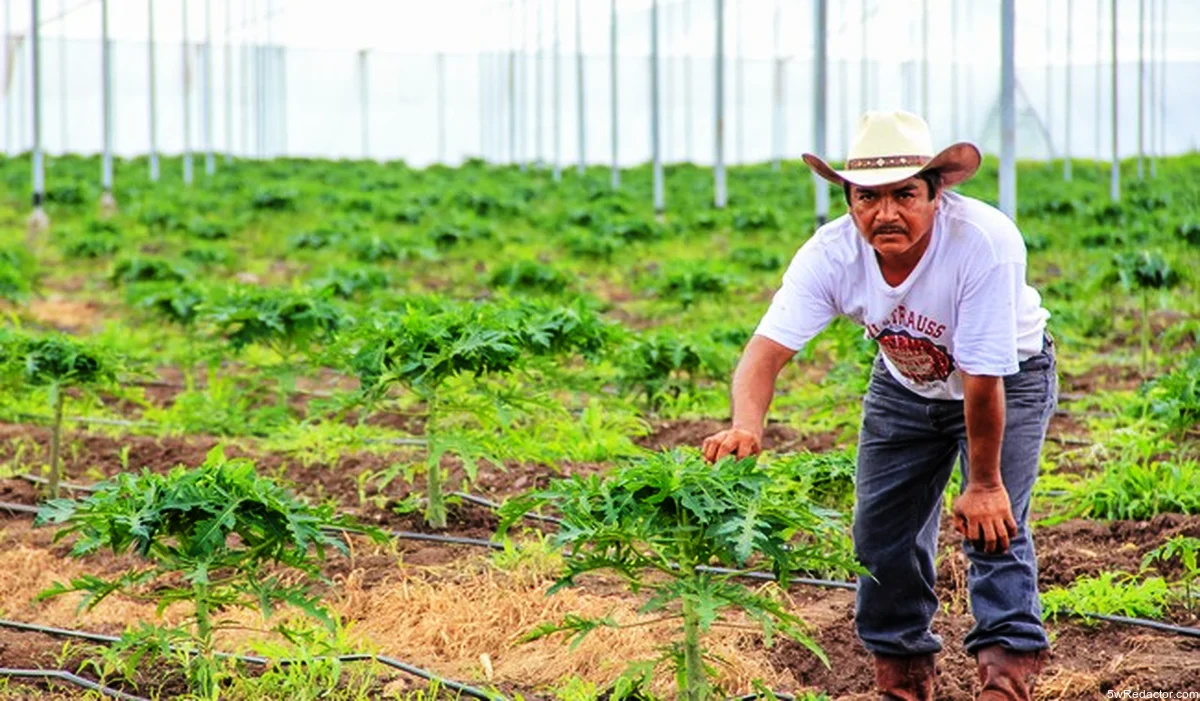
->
xmin=0 ymin=152 xmax=1196 ymax=699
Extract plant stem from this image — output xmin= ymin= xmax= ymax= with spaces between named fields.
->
xmin=1141 ymin=290 xmax=1150 ymax=376
xmin=47 ymin=384 xmax=65 ymax=499
xmin=193 ymin=582 xmax=217 ymax=699
xmin=681 ymin=593 xmax=708 ymax=701
xmin=425 ymin=393 xmax=447 ymax=529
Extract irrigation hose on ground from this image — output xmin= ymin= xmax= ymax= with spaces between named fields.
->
xmin=0 ymin=618 xmax=506 ymax=701
xmin=0 ymin=667 xmax=150 ymax=701
xmin=1 ymin=500 xmax=1197 ymax=642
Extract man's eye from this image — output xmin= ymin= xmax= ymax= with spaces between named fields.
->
xmin=898 ymin=192 xmax=913 ymax=200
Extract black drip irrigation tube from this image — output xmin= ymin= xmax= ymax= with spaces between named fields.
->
xmin=0 ymin=618 xmax=506 ymax=701
xmin=5 ymin=412 xmax=429 ymax=446
xmin=0 ymin=667 xmax=150 ymax=701
xmin=8 ymin=498 xmax=1193 ymax=641
xmin=17 ymin=473 xmax=554 ymax=534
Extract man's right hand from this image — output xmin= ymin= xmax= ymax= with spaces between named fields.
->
xmin=701 ymin=427 xmax=763 ymax=463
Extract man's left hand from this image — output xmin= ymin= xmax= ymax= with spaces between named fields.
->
xmin=952 ymin=483 xmax=1019 ymax=554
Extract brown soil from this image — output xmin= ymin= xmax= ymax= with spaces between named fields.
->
xmin=768 ymin=594 xmax=1200 ymax=699
xmin=635 ymin=418 xmax=841 ymax=454
xmin=1032 ymin=513 xmax=1200 ymax=587
xmin=1060 ymin=363 xmax=1146 ymax=395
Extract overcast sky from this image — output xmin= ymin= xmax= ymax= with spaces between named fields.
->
xmin=9 ymin=0 xmax=1200 ymax=62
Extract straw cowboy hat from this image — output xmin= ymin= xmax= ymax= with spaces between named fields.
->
xmin=803 ymin=110 xmax=982 ymax=189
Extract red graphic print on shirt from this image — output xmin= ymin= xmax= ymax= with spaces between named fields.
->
xmin=874 ymin=329 xmax=955 ymax=384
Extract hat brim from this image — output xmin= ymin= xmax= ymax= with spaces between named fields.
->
xmin=802 ymin=142 xmax=982 ymax=189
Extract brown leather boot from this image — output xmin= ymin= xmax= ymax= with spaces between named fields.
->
xmin=975 ymin=645 xmax=1050 ymax=701
xmin=873 ymin=653 xmax=936 ymax=701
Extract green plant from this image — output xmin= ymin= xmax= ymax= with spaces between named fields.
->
xmin=1041 ymin=571 xmax=1171 ymax=621
xmin=490 ymin=260 xmax=571 ymax=294
xmin=764 ymin=449 xmax=857 ymax=511
xmin=349 ymin=300 xmax=612 ymax=528
xmin=728 ymin=247 xmax=784 ymax=272
xmin=1141 ymin=535 xmax=1200 ymax=613
xmin=1064 ymin=459 xmax=1200 ymax=520
xmin=130 ymin=281 xmax=208 ymax=389
xmin=0 ymin=246 xmax=36 ymax=301
xmin=309 ymin=266 xmax=392 ymax=299
xmin=498 ymin=449 xmax=859 ymax=700
xmin=109 ymin=255 xmax=192 ymax=287
xmin=1110 ymin=250 xmax=1182 ymax=374
xmin=653 ymin=264 xmax=735 ymax=308
xmin=1136 ymin=354 xmax=1200 ymax=440
xmin=35 ymin=446 xmax=379 ymax=699
xmin=0 ymin=328 xmax=123 ymax=497
xmin=618 ymin=334 xmax=730 ymax=411
xmin=204 ymin=285 xmax=346 ymax=404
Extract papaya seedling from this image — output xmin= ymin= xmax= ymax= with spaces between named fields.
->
xmin=618 ymin=333 xmax=730 ymax=412
xmin=498 ymin=449 xmax=860 ymax=701
xmin=130 ymin=281 xmax=208 ymax=390
xmin=35 ymin=446 xmax=380 ymax=699
xmin=1141 ymin=536 xmax=1200 ymax=613
xmin=203 ymin=285 xmax=346 ymax=406
xmin=0 ymin=328 xmax=124 ymax=498
xmin=349 ymin=299 xmax=614 ymax=528
xmin=1111 ymin=250 xmax=1182 ymax=375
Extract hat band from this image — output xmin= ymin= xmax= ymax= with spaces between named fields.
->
xmin=845 ymin=154 xmax=931 ymax=170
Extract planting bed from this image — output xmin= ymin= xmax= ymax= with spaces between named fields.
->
xmin=0 ymin=154 xmax=1197 ymax=699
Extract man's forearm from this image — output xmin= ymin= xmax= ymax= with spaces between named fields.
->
xmin=730 ymin=355 xmax=779 ymax=435
xmin=963 ymin=375 xmax=1006 ymax=488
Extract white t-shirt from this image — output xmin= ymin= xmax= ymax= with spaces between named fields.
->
xmin=754 ymin=191 xmax=1049 ymax=400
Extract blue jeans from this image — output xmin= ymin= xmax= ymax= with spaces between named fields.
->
xmin=852 ymin=336 xmax=1057 ymax=657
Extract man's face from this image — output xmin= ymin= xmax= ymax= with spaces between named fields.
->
xmin=846 ymin=176 xmax=939 ymax=258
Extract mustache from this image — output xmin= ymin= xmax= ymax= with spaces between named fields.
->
xmin=872 ymin=227 xmax=907 ymax=237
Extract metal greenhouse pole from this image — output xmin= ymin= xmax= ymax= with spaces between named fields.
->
xmin=58 ymin=0 xmax=65 ymax=152
xmin=714 ymin=0 xmax=725 ymax=209
xmin=735 ymin=0 xmax=743 ymax=165
xmin=574 ymin=0 xmax=584 ymax=175
xmin=1159 ymin=0 xmax=1166 ymax=163
xmin=1142 ymin=0 xmax=1152 ymax=177
xmin=224 ymin=0 xmax=231 ymax=164
xmin=4 ymin=0 xmax=10 ymax=155
xmin=182 ymin=0 xmax=194 ymax=185
xmin=1110 ymin=0 xmax=1119 ymax=201
xmin=509 ymin=0 xmax=516 ymax=164
xmin=519 ymin=0 xmax=527 ymax=171
xmin=240 ymin=0 xmax=248 ymax=157
xmin=609 ymin=0 xmax=617 ymax=188
xmin=838 ymin=2 xmax=847 ymax=157
xmin=552 ymin=0 xmax=560 ymax=181
xmin=686 ymin=0 xmax=696 ymax=162
xmin=921 ymin=0 xmax=928 ymax=119
xmin=358 ymin=49 xmax=368 ymax=158
xmin=437 ymin=52 xmax=446 ymax=163
xmin=204 ymin=0 xmax=213 ymax=176
xmin=999 ymin=0 xmax=1015 ymax=220
xmin=148 ymin=0 xmax=158 ymax=181
xmin=1045 ymin=0 xmax=1051 ymax=145
xmin=651 ymin=0 xmax=662 ymax=213
xmin=1096 ymin=0 xmax=1102 ymax=162
xmin=29 ymin=0 xmax=48 ymax=233
xmin=1064 ymin=0 xmax=1072 ymax=181
xmin=1137 ymin=0 xmax=1144 ymax=179
xmin=813 ymin=0 xmax=828 ymax=224
xmin=771 ymin=0 xmax=781 ymax=171
xmin=951 ymin=0 xmax=958 ymax=137
xmin=859 ymin=0 xmax=867 ymax=115
xmin=100 ymin=0 xmax=115 ymax=211
xmin=536 ymin=0 xmax=543 ymax=166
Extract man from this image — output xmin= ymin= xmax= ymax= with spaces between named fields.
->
xmin=702 ymin=111 xmax=1056 ymax=700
